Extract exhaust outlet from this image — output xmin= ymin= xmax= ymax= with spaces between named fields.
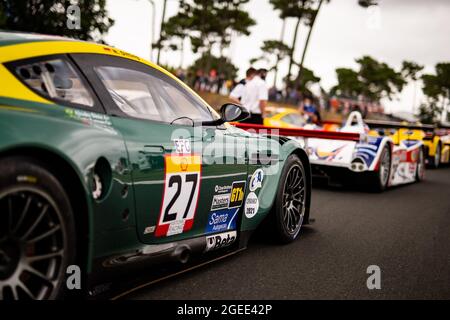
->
xmin=172 ymin=245 xmax=191 ymax=264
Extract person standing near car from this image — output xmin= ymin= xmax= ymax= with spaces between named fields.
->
xmin=230 ymin=67 xmax=257 ymax=103
xmin=238 ymin=68 xmax=269 ymax=125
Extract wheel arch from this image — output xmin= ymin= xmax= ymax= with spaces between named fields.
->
xmin=0 ymin=145 xmax=93 ymax=273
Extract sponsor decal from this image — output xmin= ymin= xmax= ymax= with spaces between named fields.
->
xmin=173 ymin=139 xmax=191 ymax=155
xmin=205 ymin=231 xmax=237 ymax=252
xmin=245 ymin=192 xmax=259 ymax=219
xmin=210 ymin=184 xmax=233 ymax=211
xmin=229 ymin=181 xmax=246 ymax=208
xmin=155 ymin=155 xmax=201 ymax=237
xmin=210 ymin=193 xmax=230 ymax=211
xmin=249 ymin=169 xmax=264 ymax=192
xmin=65 ymin=108 xmax=117 ymax=135
xmin=206 ymin=208 xmax=238 ymax=234
xmin=215 ymin=184 xmax=232 ymax=194
xmin=206 ymin=181 xmax=246 ymax=234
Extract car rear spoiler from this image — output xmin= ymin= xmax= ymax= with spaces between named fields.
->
xmin=232 ymin=123 xmax=361 ymax=141
xmin=363 ymin=119 xmax=435 ymax=131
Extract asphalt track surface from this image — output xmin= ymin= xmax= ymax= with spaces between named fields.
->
xmin=125 ymin=168 xmax=450 ymax=300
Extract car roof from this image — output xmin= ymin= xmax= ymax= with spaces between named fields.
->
xmin=0 ymin=31 xmax=153 ymax=67
xmin=0 ymin=31 xmax=217 ymax=115
xmin=0 ymin=31 xmax=72 ymax=47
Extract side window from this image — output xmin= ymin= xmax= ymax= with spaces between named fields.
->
xmin=95 ymin=66 xmax=169 ymax=122
xmin=94 ymin=65 xmax=213 ymax=123
xmin=13 ymin=58 xmax=94 ymax=107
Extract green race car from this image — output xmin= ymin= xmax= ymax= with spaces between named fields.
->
xmin=0 ymin=32 xmax=311 ymax=300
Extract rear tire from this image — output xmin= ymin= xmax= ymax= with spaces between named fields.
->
xmin=416 ymin=147 xmax=425 ymax=182
xmin=0 ymin=156 xmax=76 ymax=300
xmin=368 ymin=145 xmax=391 ymax=192
xmin=428 ymin=142 xmax=441 ymax=169
xmin=271 ymin=154 xmax=307 ymax=244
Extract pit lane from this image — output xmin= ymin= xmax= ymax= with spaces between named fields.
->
xmin=122 ymin=168 xmax=450 ymax=300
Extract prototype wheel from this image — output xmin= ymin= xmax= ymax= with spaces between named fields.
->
xmin=429 ymin=143 xmax=441 ymax=169
xmin=370 ymin=145 xmax=391 ymax=192
xmin=416 ymin=147 xmax=425 ymax=182
xmin=272 ymin=154 xmax=307 ymax=244
xmin=0 ymin=157 xmax=75 ymax=300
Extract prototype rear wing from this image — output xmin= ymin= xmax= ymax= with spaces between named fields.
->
xmin=364 ymin=119 xmax=435 ymax=131
xmin=232 ymin=123 xmax=361 ymax=141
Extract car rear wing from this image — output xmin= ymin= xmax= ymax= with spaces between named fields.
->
xmin=232 ymin=123 xmax=361 ymax=141
xmin=364 ymin=119 xmax=435 ymax=131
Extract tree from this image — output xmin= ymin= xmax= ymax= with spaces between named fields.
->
xmin=358 ymin=0 xmax=378 ymax=8
xmin=421 ymin=63 xmax=450 ymax=122
xmin=251 ymin=40 xmax=292 ymax=87
xmin=330 ymin=68 xmax=364 ymax=99
xmin=270 ymin=0 xmax=316 ymax=86
xmin=402 ymin=61 xmax=424 ymax=82
xmin=331 ymin=56 xmax=406 ymax=103
xmin=401 ymin=61 xmax=424 ymax=112
xmin=162 ymin=0 xmax=255 ymax=70
xmin=157 ymin=8 xmax=191 ymax=68
xmin=417 ymin=101 xmax=442 ymax=124
xmin=294 ymin=0 xmax=378 ymax=91
xmin=189 ymin=53 xmax=238 ymax=81
xmin=296 ymin=0 xmax=329 ymax=90
xmin=356 ymin=56 xmax=406 ymax=102
xmin=293 ymin=66 xmax=320 ymax=94
xmin=0 ymin=0 xmax=114 ymax=42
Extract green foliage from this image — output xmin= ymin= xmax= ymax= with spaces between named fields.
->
xmin=269 ymin=0 xmax=316 ymax=21
xmin=0 ymin=6 xmax=5 ymax=25
xmin=269 ymin=0 xmax=318 ymax=86
xmin=293 ymin=66 xmax=320 ymax=92
xmin=358 ymin=0 xmax=379 ymax=8
xmin=417 ymin=101 xmax=442 ymax=124
xmin=331 ymin=56 xmax=406 ymax=102
xmin=421 ymin=63 xmax=450 ymax=103
xmin=189 ymin=53 xmax=238 ymax=80
xmin=161 ymin=0 xmax=255 ymax=56
xmin=421 ymin=63 xmax=450 ymax=122
xmin=331 ymin=68 xmax=363 ymax=98
xmin=422 ymin=74 xmax=442 ymax=100
xmin=0 ymin=0 xmax=114 ymax=42
xmin=356 ymin=56 xmax=406 ymax=102
xmin=401 ymin=61 xmax=424 ymax=82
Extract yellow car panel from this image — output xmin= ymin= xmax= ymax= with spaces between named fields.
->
xmin=264 ymin=108 xmax=304 ymax=128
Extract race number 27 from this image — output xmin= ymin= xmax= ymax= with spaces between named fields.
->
xmin=155 ymin=155 xmax=201 ymax=237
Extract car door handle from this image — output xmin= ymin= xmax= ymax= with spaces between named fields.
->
xmin=143 ymin=145 xmax=165 ymax=154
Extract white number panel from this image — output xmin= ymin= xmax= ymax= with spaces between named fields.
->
xmin=155 ymin=155 xmax=202 ymax=237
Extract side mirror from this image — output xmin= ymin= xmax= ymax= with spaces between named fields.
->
xmin=220 ymin=103 xmax=249 ymax=123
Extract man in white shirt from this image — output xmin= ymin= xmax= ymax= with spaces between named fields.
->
xmin=238 ymin=68 xmax=268 ymax=125
xmin=229 ymin=67 xmax=257 ymax=102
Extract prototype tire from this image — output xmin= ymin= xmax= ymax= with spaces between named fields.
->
xmin=416 ymin=147 xmax=425 ymax=182
xmin=428 ymin=142 xmax=441 ymax=169
xmin=272 ymin=154 xmax=307 ymax=244
xmin=369 ymin=145 xmax=391 ymax=192
xmin=0 ymin=157 xmax=76 ymax=300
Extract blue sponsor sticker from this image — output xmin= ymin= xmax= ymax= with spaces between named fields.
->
xmin=205 ymin=208 xmax=239 ymax=234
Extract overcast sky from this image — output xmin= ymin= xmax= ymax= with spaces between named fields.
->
xmin=104 ymin=0 xmax=450 ymax=114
